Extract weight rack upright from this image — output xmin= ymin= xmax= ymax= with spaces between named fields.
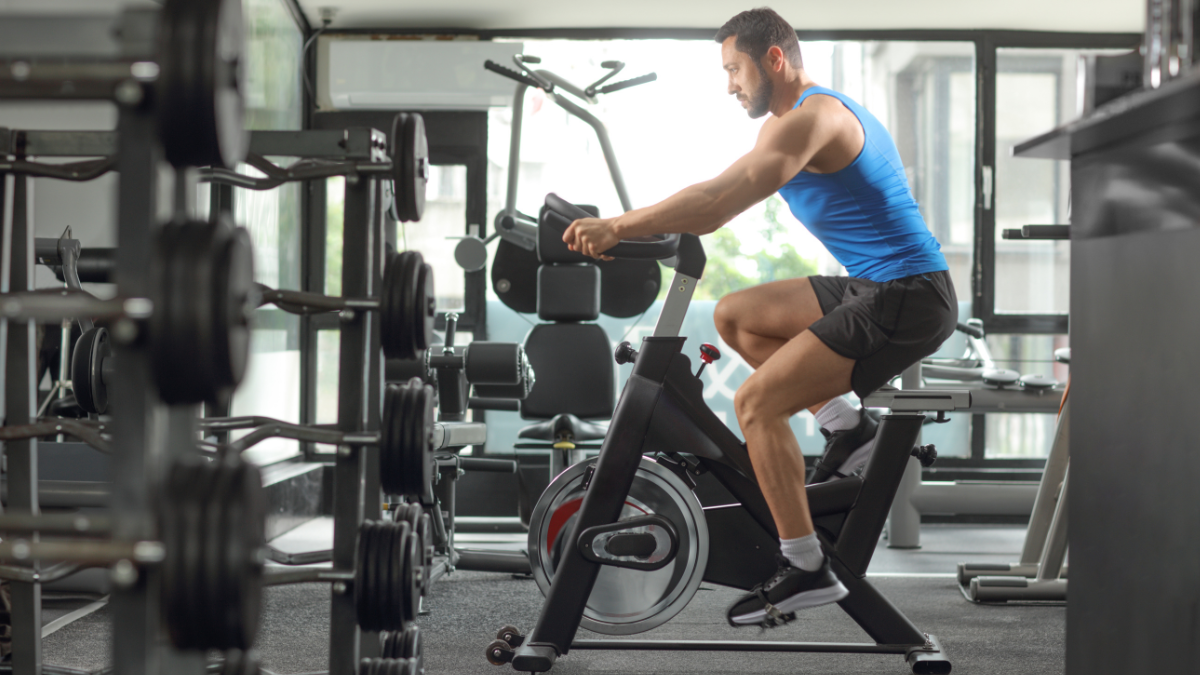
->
xmin=328 ymin=130 xmax=389 ymax=673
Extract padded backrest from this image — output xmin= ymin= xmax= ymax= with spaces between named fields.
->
xmin=537 ymin=264 xmax=600 ymax=322
xmin=520 ymin=323 xmax=614 ymax=420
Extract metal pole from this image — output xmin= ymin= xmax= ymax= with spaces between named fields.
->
xmin=886 ymin=363 xmax=924 ymax=549
xmin=328 ymin=169 xmax=376 ymax=675
xmin=504 ymin=84 xmax=528 ymax=214
xmin=4 ymin=171 xmax=41 ymax=675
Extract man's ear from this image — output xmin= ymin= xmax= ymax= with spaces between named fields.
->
xmin=764 ymin=46 xmax=786 ymax=73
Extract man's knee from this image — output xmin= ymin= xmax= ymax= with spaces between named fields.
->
xmin=734 ymin=375 xmax=782 ymax=431
xmin=714 ymin=294 xmax=743 ymax=342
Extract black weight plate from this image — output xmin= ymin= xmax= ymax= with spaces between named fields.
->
xmin=355 ymin=522 xmax=378 ymax=631
xmin=224 ymin=461 xmax=267 ymax=650
xmin=157 ymin=0 xmax=248 ymax=168
xmin=391 ymin=113 xmax=428 ymax=222
xmin=151 ymin=221 xmax=221 ymax=404
xmin=380 ymin=385 xmax=404 ymax=496
xmin=381 ymin=631 xmax=402 ymax=658
xmin=380 ymin=252 xmax=421 ymax=360
xmin=382 ymin=521 xmax=408 ymax=631
xmin=418 ymin=513 xmax=433 ymax=599
xmin=373 ymin=521 xmax=395 ymax=631
xmin=413 ymin=383 xmax=435 ymax=491
xmin=400 ymin=624 xmax=422 ymax=660
xmin=202 ymin=461 xmax=236 ymax=641
xmin=212 ymin=225 xmax=256 ymax=400
xmin=399 ymin=385 xmax=427 ymax=500
xmin=164 ymin=459 xmax=219 ymax=649
xmin=400 ymin=525 xmax=421 ymax=625
xmin=412 ymin=263 xmax=434 ymax=353
xmin=70 ymin=326 xmax=110 ymax=414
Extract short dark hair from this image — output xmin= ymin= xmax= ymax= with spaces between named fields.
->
xmin=714 ymin=7 xmax=803 ymax=69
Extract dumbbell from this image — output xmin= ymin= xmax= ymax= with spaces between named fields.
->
xmin=3 ymin=218 xmax=255 ymax=406
xmin=0 ymin=456 xmax=267 ymax=652
xmin=257 ymin=250 xmax=434 ymax=361
xmin=200 ymin=379 xmax=437 ymax=499
xmin=0 ymin=0 xmax=247 ymax=168
xmin=262 ymin=519 xmax=424 ymax=633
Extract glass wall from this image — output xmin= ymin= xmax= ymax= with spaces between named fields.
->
xmin=481 ymin=38 xmax=977 ymax=458
xmin=228 ymin=0 xmax=304 ymax=464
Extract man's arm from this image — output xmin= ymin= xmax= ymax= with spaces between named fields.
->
xmin=564 ymin=97 xmax=847 ymax=258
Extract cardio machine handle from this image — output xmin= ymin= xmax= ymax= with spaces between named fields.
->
xmin=598 ymin=72 xmax=658 ymax=95
xmin=483 ymin=60 xmax=548 ymax=91
xmin=542 ymin=193 xmax=680 ymax=261
xmin=956 ymin=322 xmax=984 ymax=339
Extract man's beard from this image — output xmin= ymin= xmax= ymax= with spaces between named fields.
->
xmin=747 ymin=63 xmax=774 ymax=118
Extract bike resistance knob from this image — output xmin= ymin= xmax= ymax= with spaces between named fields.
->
xmin=696 ymin=343 xmax=721 ymax=378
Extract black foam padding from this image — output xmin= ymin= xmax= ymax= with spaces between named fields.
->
xmin=537 ymin=265 xmax=600 ymax=322
xmin=537 ymin=202 xmax=594 ymax=264
xmin=598 ymin=257 xmax=661 ymax=318
xmin=490 ymin=239 xmax=538 ymax=314
xmin=463 ymin=342 xmax=522 ymax=385
xmin=521 ymin=323 xmax=614 ymax=420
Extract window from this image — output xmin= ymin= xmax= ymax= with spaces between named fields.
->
xmin=226 ymin=0 xmax=304 ymax=465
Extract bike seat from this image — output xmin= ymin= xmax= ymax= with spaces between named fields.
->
xmin=518 ymin=414 xmax=608 ymax=442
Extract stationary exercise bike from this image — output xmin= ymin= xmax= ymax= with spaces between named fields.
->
xmin=485 ymin=194 xmax=964 ymax=674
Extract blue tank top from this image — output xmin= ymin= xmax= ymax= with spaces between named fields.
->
xmin=776 ymin=86 xmax=947 ymax=283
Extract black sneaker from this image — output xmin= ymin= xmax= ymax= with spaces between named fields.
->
xmin=726 ymin=555 xmax=849 ymax=627
xmin=809 ymin=408 xmax=879 ymax=484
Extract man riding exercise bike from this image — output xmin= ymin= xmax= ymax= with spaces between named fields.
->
xmin=562 ymin=7 xmax=957 ymax=626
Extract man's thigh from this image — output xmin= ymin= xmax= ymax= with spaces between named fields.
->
xmin=741 ymin=330 xmax=855 ymax=418
xmin=720 ymin=277 xmax=828 ymax=341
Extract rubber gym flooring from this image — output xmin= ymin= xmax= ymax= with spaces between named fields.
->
xmin=42 ymin=523 xmax=1065 ymax=675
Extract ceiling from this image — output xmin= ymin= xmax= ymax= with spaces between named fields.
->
xmin=0 ymin=0 xmax=1147 ymax=34
xmin=295 ymin=0 xmax=1145 ymax=33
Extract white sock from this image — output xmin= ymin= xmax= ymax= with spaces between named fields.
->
xmin=815 ymin=397 xmax=860 ymax=433
xmin=780 ymin=533 xmax=824 ymax=571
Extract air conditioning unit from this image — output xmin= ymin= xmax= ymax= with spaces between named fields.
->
xmin=317 ymin=38 xmax=525 ymax=110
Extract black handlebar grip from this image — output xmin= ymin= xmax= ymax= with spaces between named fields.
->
xmin=956 ymin=322 xmax=985 ymax=339
xmin=483 ymin=60 xmax=546 ymax=89
xmin=599 ymin=72 xmax=658 ymax=95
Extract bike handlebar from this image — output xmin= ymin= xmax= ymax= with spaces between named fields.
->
xmin=542 ymin=193 xmax=680 ymax=260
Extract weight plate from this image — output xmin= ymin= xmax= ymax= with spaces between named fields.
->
xmin=380 ymin=252 xmax=422 ymax=360
xmin=203 ymin=460 xmax=239 ymax=646
xmin=418 ymin=512 xmax=433 ymax=599
xmin=383 ymin=521 xmax=409 ymax=631
xmin=381 ymin=631 xmax=402 ymax=658
xmin=401 ymin=624 xmax=422 ymax=664
xmin=71 ymin=326 xmax=110 ymax=414
xmin=400 ymin=523 xmax=421 ymax=626
xmin=412 ymin=263 xmax=434 ymax=353
xmin=354 ymin=522 xmax=378 ymax=631
xmin=151 ymin=219 xmax=255 ymax=405
xmin=401 ymin=382 xmax=434 ymax=501
xmin=221 ymin=650 xmax=261 ymax=675
xmin=157 ymin=0 xmax=248 ymax=168
xmin=226 ymin=460 xmax=267 ymax=650
xmin=390 ymin=113 xmax=428 ymax=222
xmin=380 ymin=385 xmax=403 ymax=495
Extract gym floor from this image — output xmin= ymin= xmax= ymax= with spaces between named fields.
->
xmin=40 ymin=521 xmax=1064 ymax=675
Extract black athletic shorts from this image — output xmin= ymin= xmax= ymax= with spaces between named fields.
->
xmin=808 ymin=270 xmax=958 ymax=399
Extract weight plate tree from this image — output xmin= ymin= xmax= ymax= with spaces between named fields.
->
xmin=381 ymin=380 xmax=436 ymax=498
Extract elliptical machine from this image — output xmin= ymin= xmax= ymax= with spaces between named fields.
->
xmin=484 ymin=195 xmax=960 ymax=674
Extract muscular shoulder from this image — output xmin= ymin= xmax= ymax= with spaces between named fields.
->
xmin=760 ymin=93 xmax=864 ymax=173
